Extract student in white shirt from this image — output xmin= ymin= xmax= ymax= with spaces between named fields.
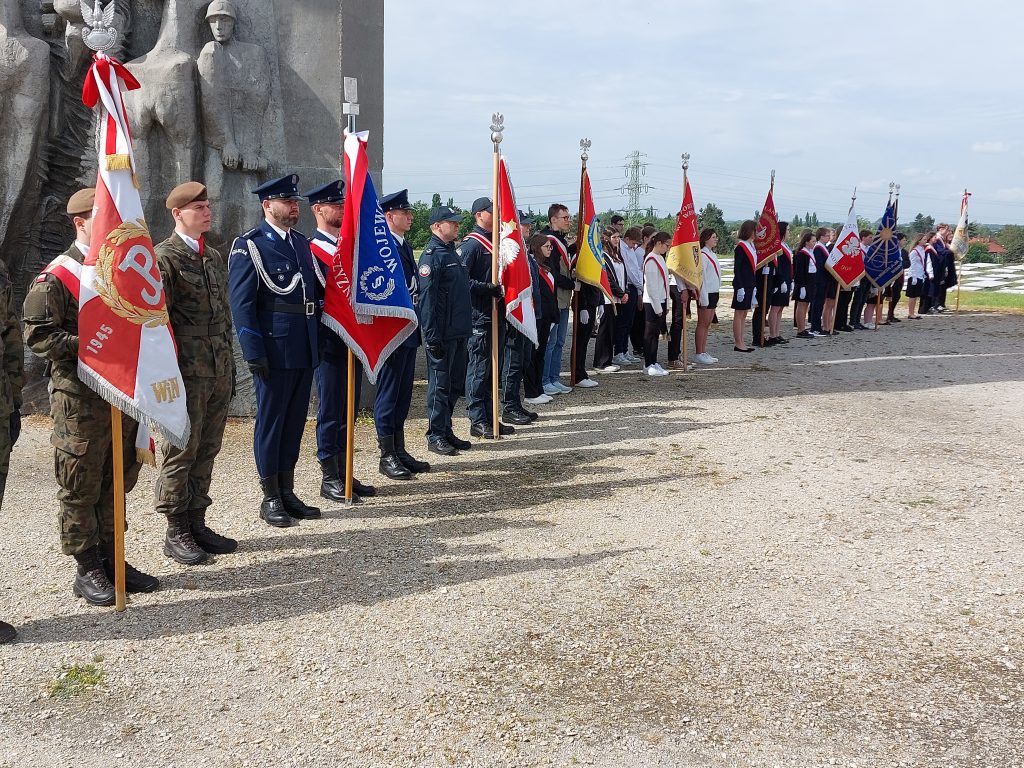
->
xmin=694 ymin=228 xmax=721 ymax=364
xmin=641 ymin=232 xmax=672 ymax=376
xmin=905 ymin=232 xmax=931 ymax=320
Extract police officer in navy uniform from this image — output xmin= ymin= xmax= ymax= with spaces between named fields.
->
xmin=419 ymin=206 xmax=472 ymax=456
xmin=302 ymin=180 xmax=377 ymax=503
xmin=228 ymin=174 xmax=322 ymax=527
xmin=458 ymin=197 xmax=513 ymax=440
xmin=375 ymin=189 xmax=430 ymax=479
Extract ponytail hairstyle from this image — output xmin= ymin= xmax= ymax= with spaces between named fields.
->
xmin=644 ymin=231 xmax=672 ymax=255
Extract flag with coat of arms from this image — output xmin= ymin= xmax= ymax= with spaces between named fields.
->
xmin=496 ymin=158 xmax=538 ymax=345
xmin=825 ymin=208 xmax=865 ymax=288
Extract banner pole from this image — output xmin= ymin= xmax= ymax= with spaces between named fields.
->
xmin=110 ymin=406 xmax=127 ymax=613
xmin=344 ymin=352 xmax=355 ymax=505
xmin=956 ymin=188 xmax=968 ymax=314
xmin=681 ymin=154 xmax=690 ymax=369
xmin=490 ymin=114 xmax=504 ymax=439
xmin=570 ymin=139 xmax=591 ymax=388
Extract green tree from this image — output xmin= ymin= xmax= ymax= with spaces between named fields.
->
xmin=997 ymin=225 xmax=1024 ymax=264
xmin=408 ymin=200 xmax=432 ymax=249
xmin=431 ymin=193 xmax=442 ymax=208
xmin=698 ymin=202 xmax=735 ymax=253
xmin=909 ymin=213 xmax=935 ymax=235
xmin=964 ymin=242 xmax=993 ymax=264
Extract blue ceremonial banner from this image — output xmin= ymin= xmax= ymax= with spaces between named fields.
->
xmin=864 ymin=201 xmax=903 ymax=289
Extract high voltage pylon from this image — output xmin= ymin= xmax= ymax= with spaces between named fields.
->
xmin=619 ymin=150 xmax=650 ymax=224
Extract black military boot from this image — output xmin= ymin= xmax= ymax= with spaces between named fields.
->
xmin=72 ymin=547 xmax=116 ymax=607
xmin=0 ymin=620 xmax=15 ymax=645
xmin=280 ymin=470 xmax=322 ymax=519
xmin=378 ymin=435 xmax=413 ymax=480
xmin=395 ymin=432 xmax=430 ymax=473
xmin=164 ymin=512 xmax=210 ymax=565
xmin=318 ymin=457 xmax=359 ymax=503
xmin=260 ymin=475 xmax=293 ymax=527
xmin=101 ymin=546 xmax=160 ymax=593
xmin=188 ymin=508 xmax=238 ymax=554
xmin=446 ymin=430 xmax=472 ymax=451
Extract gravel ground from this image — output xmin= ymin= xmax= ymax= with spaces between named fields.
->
xmin=1 ymin=310 xmax=1022 ymax=768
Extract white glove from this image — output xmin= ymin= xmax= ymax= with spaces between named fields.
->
xmin=736 ymin=288 xmax=745 ymax=302
xmin=800 ymin=287 xmax=807 ymax=300
xmin=780 ymin=281 xmax=788 ymax=293
xmin=580 ymin=309 xmax=589 ymax=325
xmin=751 ymin=288 xmax=758 ymax=307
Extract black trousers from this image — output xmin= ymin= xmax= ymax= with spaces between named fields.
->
xmin=810 ymin=273 xmax=828 ymax=332
xmin=835 ymin=289 xmax=853 ymax=328
xmin=920 ymin=279 xmax=934 ymax=313
xmin=937 ymin=284 xmax=948 ymax=308
xmin=887 ymin=276 xmax=904 ymax=316
xmin=643 ymin=303 xmax=665 ymax=367
xmin=573 ymin=306 xmax=596 ymax=381
xmin=524 ymin=320 xmax=552 ymax=398
xmin=849 ymin=282 xmax=868 ymax=325
xmin=593 ymin=307 xmax=615 ymax=368
xmin=667 ymin=286 xmax=683 ymax=361
xmin=629 ymin=296 xmax=645 ymax=355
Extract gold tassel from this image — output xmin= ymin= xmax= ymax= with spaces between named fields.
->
xmin=105 ymin=153 xmax=132 ymax=171
xmin=135 ymin=447 xmax=156 ymax=467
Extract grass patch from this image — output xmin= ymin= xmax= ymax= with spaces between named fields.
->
xmin=48 ymin=663 xmax=104 ymax=698
xmin=951 ymin=290 xmax=1024 ymax=313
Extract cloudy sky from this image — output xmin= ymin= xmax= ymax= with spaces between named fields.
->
xmin=382 ymin=0 xmax=1023 ymax=225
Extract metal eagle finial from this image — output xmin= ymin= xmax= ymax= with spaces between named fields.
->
xmin=80 ymin=0 xmax=119 ymax=52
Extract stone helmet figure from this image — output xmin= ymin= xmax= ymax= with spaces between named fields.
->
xmin=206 ymin=0 xmax=237 ymax=42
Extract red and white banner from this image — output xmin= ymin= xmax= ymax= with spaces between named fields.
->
xmin=825 ymin=209 xmax=865 ymax=289
xmin=497 ymin=158 xmax=538 ymax=345
xmin=754 ymin=186 xmax=784 ymax=269
xmin=79 ymin=53 xmax=189 ymax=449
xmin=320 ymin=130 xmax=418 ymax=384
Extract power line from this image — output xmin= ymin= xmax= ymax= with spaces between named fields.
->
xmin=619 ymin=151 xmax=650 ymax=224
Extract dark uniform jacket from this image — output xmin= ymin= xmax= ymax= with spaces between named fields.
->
xmin=540 ymin=226 xmax=577 ymax=311
xmin=417 ymin=234 xmax=471 ymax=347
xmin=228 ymin=220 xmax=320 ymax=370
xmin=154 ymin=233 xmax=234 ymax=380
xmin=457 ymin=225 xmax=503 ymax=327
xmin=394 ymin=234 xmax=421 ymax=348
xmin=732 ymin=242 xmax=757 ymax=291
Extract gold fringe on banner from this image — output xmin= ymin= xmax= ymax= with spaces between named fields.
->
xmin=105 ymin=154 xmax=132 ymax=171
xmin=136 ymin=446 xmax=156 ymax=467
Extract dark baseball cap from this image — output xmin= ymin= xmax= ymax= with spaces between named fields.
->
xmin=471 ymin=197 xmax=492 ymax=214
xmin=428 ymin=205 xmax=462 ymax=225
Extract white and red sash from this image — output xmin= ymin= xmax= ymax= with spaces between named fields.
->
xmin=643 ymin=252 xmax=669 ymax=298
xmin=463 ymin=231 xmax=492 ymax=254
xmin=539 ymin=267 xmax=555 ymax=293
xmin=547 ymin=234 xmax=571 ymax=271
xmin=309 ymin=233 xmax=336 ymax=288
xmin=737 ymin=240 xmax=758 ymax=272
xmin=39 ymin=253 xmax=84 ymax=299
xmin=702 ymin=248 xmax=721 ymax=280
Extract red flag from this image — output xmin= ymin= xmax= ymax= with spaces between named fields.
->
xmin=319 ymin=131 xmax=418 ymax=384
xmin=496 ymin=158 xmax=538 ymax=345
xmin=575 ymin=169 xmax=614 ymax=301
xmin=78 ymin=53 xmax=189 ymax=449
xmin=754 ymin=186 xmax=783 ymax=269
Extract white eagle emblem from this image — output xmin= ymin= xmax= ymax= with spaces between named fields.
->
xmin=838 ymin=237 xmax=860 ymax=258
xmin=80 ymin=0 xmax=119 ymax=52
xmin=498 ymin=220 xmax=520 ymax=277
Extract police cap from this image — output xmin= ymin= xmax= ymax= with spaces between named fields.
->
xmin=302 ymin=180 xmax=345 ymax=205
xmin=428 ymin=206 xmax=462 ymax=225
xmin=66 ymin=188 xmax=96 ymax=217
xmin=518 ymin=210 xmax=535 ymax=225
xmin=165 ymin=181 xmax=208 ymax=210
xmin=471 ymin=197 xmax=492 ymax=215
xmin=381 ymin=189 xmax=413 ymax=212
xmin=252 ymin=174 xmax=301 ymax=202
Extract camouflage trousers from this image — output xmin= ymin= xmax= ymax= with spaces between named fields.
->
xmin=0 ymin=408 xmax=10 ymax=508
xmin=51 ymin=389 xmax=141 ymax=556
xmin=154 ymin=374 xmax=232 ymax=517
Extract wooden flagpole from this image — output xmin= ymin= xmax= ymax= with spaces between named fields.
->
xmin=569 ymin=138 xmax=591 ymax=387
xmin=681 ymin=154 xmax=690 ymax=370
xmin=110 ymin=406 xmax=127 ymax=612
xmin=956 ymin=188 xmax=969 ymax=313
xmin=758 ymin=171 xmax=774 ymax=347
xmin=490 ymin=114 xmax=504 ymax=438
xmin=343 ymin=79 xmax=359 ymax=503
xmin=875 ymin=182 xmax=895 ymax=331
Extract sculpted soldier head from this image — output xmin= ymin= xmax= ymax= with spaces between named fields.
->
xmin=206 ymin=0 xmax=237 ymax=43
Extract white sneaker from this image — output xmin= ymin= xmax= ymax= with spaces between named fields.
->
xmin=576 ymin=378 xmax=599 ymax=388
xmin=862 ymin=322 xmax=875 ymax=329
xmin=626 ymin=352 xmax=643 ymax=363
xmin=692 ymin=353 xmax=714 ymax=364
xmin=542 ymin=384 xmax=561 ymax=396
xmin=611 ymin=353 xmax=632 ymax=366
xmin=645 ymin=365 xmax=668 ymax=377
xmin=553 ymin=382 xmax=573 ymax=393
xmin=524 ymin=394 xmax=552 ymax=405
xmin=600 ymin=364 xmax=620 ymax=373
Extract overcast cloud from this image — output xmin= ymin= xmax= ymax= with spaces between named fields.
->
xmin=382 ymin=0 xmax=1024 ymax=224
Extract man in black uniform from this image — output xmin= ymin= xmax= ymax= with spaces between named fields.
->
xmin=375 ymin=189 xmax=430 ymax=479
xmin=885 ymin=232 xmax=908 ymax=324
xmin=419 ymin=206 xmax=473 ymax=456
xmin=458 ymin=197 xmax=513 ymax=439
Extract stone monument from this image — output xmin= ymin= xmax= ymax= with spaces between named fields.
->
xmin=4 ymin=0 xmax=385 ymax=413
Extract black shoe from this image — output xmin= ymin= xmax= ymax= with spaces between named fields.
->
xmin=394 ymin=433 xmax=430 ymax=473
xmin=280 ymin=471 xmax=322 ymax=518
xmin=837 ymin=324 xmax=854 ymax=332
xmin=445 ymin=430 xmax=472 ymax=451
xmin=72 ymin=548 xmax=116 ymax=606
xmin=318 ymin=458 xmax=360 ymax=504
xmin=733 ymin=346 xmax=754 ymax=353
xmin=188 ymin=508 xmax=238 ymax=555
xmin=773 ymin=337 xmax=789 ymax=344
xmin=499 ymin=423 xmax=515 ymax=436
xmin=102 ymin=555 xmax=160 ymax=593
xmin=470 ymin=422 xmax=495 ymax=439
xmin=0 ymin=621 xmax=15 ymax=645
xmin=352 ymin=478 xmax=376 ymax=497
xmin=523 ymin=409 xmax=539 ymax=421
xmin=890 ymin=317 xmax=902 ymax=323
xmin=501 ymin=410 xmax=532 ymax=426
xmin=764 ymin=337 xmax=780 ymax=347
xmin=796 ymin=330 xmax=814 ymax=339
xmin=164 ymin=512 xmax=210 ymax=566
xmin=378 ymin=435 xmax=413 ymax=480
xmin=428 ymin=438 xmax=458 ymax=456
xmin=259 ymin=475 xmax=294 ymax=527
xmin=852 ymin=323 xmax=868 ymax=330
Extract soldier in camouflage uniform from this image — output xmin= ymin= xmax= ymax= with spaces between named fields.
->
xmin=22 ymin=188 xmax=159 ymax=607
xmin=0 ymin=254 xmax=24 ymax=644
xmin=153 ymin=182 xmax=237 ymax=564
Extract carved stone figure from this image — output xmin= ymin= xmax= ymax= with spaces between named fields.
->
xmin=0 ymin=0 xmax=50 ymax=260
xmin=123 ymin=0 xmax=200 ymax=227
xmin=197 ymin=0 xmax=272 ymax=246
